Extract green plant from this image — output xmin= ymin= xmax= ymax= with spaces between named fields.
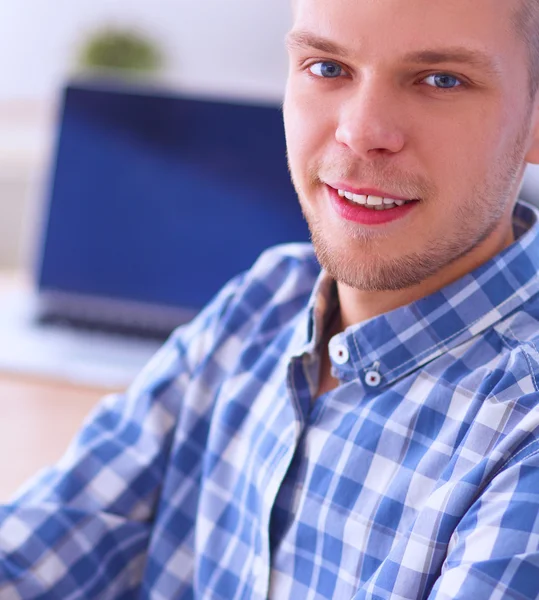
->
xmin=79 ymin=29 xmax=162 ymax=72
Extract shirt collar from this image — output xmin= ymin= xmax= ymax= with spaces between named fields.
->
xmin=303 ymin=200 xmax=539 ymax=389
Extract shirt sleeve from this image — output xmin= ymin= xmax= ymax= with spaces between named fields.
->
xmin=429 ymin=447 xmax=539 ymax=600
xmin=0 ymin=272 xmax=246 ymax=599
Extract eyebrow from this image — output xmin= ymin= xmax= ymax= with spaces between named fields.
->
xmin=285 ymin=31 xmax=350 ymax=58
xmin=286 ymin=31 xmax=501 ymax=76
xmin=402 ymin=48 xmax=502 ymax=76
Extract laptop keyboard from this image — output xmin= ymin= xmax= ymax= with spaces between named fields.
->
xmin=0 ymin=288 xmax=166 ymax=388
xmin=37 ymin=312 xmax=173 ymax=342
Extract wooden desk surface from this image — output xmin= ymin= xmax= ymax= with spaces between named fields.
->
xmin=0 ymin=272 xmax=117 ymax=501
xmin=0 ymin=372 xmax=112 ymax=501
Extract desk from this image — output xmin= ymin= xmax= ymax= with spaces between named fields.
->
xmin=0 ymin=372 xmax=111 ymax=501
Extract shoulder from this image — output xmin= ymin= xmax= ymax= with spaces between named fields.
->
xmin=196 ymin=242 xmax=320 ymax=327
xmin=169 ymin=243 xmax=319 ymax=368
xmin=463 ymin=299 xmax=539 ymax=467
xmin=242 ymin=242 xmax=320 ymax=288
xmin=126 ymin=243 xmax=319 ymax=400
xmin=231 ymin=242 xmax=321 ymax=310
xmin=490 ymin=296 xmax=539 ymax=395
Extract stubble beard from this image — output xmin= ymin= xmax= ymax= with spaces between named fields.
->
xmin=292 ymin=131 xmax=528 ymax=293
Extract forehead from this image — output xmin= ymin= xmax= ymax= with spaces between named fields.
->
xmin=290 ymin=0 xmax=524 ymax=67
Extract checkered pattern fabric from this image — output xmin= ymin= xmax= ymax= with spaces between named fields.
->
xmin=2 ymin=201 xmax=539 ymax=599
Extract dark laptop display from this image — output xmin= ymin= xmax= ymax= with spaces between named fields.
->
xmin=36 ymin=81 xmax=310 ymax=333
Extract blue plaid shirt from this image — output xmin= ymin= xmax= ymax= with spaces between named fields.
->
xmin=2 ymin=201 xmax=539 ymax=599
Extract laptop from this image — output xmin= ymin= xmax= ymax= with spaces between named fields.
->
xmin=0 ymin=79 xmax=310 ymax=388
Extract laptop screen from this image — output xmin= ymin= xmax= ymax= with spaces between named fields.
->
xmin=37 ymin=82 xmax=310 ymax=313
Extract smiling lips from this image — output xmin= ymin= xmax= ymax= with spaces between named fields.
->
xmin=326 ymin=184 xmax=419 ymax=225
xmin=337 ymin=188 xmax=416 ymax=211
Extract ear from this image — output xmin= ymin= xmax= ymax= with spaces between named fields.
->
xmin=525 ymin=99 xmax=539 ymax=164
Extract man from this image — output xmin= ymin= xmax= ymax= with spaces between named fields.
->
xmin=2 ymin=0 xmax=539 ymax=597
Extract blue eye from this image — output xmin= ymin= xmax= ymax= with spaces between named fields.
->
xmin=423 ymin=73 xmax=462 ymax=89
xmin=309 ymin=61 xmax=344 ymax=78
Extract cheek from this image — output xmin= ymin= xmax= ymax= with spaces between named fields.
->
xmin=445 ymin=132 xmax=500 ymax=191
xmin=284 ymin=87 xmax=334 ymax=174
xmin=414 ymin=117 xmax=494 ymax=196
xmin=284 ymin=103 xmax=310 ymax=176
xmin=422 ymin=101 xmax=508 ymax=169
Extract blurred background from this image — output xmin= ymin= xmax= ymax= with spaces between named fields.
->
xmin=0 ymin=0 xmax=293 ymax=270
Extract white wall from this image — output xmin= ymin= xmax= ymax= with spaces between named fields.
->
xmin=0 ymin=0 xmax=292 ymax=102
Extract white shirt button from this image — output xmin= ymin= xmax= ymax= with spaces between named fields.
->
xmin=330 ymin=343 xmax=350 ymax=365
xmin=365 ymin=370 xmax=382 ymax=387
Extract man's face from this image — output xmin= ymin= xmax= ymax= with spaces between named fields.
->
xmin=284 ymin=0 xmax=536 ymax=292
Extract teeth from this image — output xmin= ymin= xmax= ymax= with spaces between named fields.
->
xmin=351 ymin=193 xmax=367 ymax=204
xmin=337 ymin=189 xmax=413 ymax=211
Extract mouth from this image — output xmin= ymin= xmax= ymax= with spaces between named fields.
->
xmin=325 ymin=184 xmax=420 ymax=225
xmin=336 ymin=188 xmax=418 ymax=212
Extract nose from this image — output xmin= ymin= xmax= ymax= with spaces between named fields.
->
xmin=335 ymin=79 xmax=406 ymax=158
